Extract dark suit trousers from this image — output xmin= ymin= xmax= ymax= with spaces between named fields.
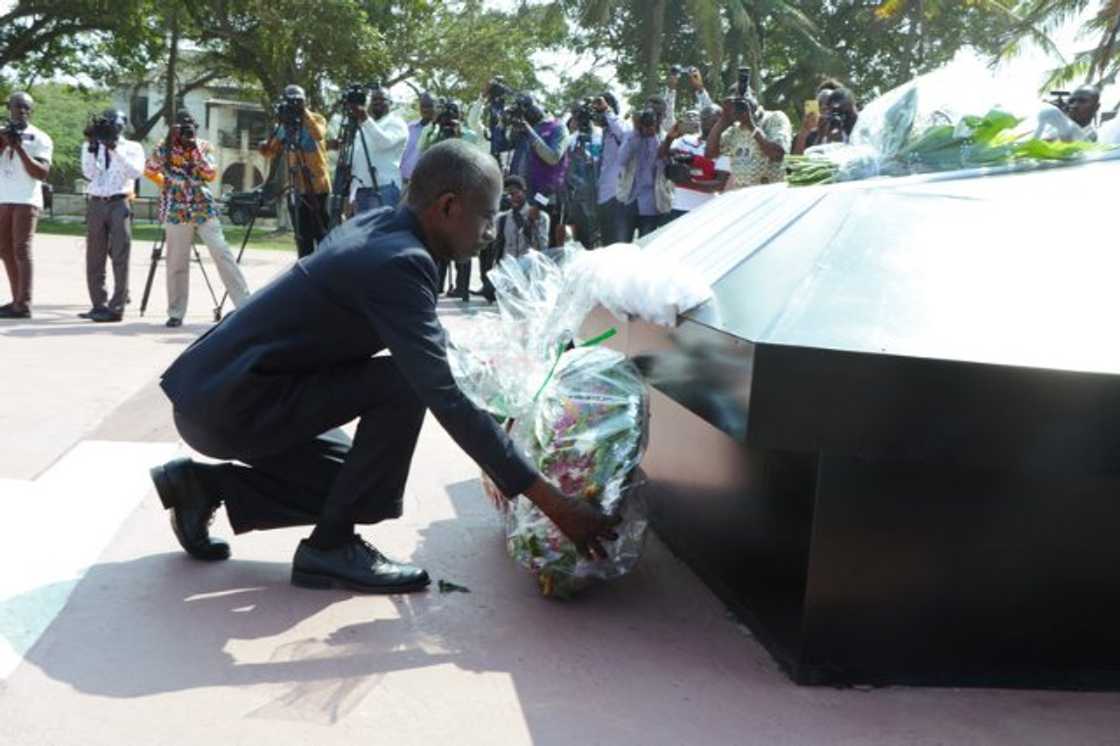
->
xmin=85 ymin=197 xmax=132 ymax=313
xmin=173 ymin=355 xmax=426 ymax=534
xmin=290 ymin=192 xmax=329 ymax=258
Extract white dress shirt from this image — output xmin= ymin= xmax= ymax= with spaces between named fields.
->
xmin=82 ymin=139 xmax=145 ymax=197
xmin=0 ymin=123 xmax=53 ymax=208
xmin=350 ymin=111 xmax=408 ymax=190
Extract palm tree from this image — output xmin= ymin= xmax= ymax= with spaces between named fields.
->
xmin=573 ymin=0 xmax=830 ymax=95
xmin=991 ymin=1 xmax=1120 ymax=89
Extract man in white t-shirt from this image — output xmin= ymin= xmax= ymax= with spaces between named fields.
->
xmin=0 ymin=91 xmax=52 ymax=319
xmin=660 ymin=104 xmax=729 ymax=220
xmin=348 ymin=86 xmax=408 ymax=214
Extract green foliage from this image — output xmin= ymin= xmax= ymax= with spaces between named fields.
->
xmin=394 ymin=0 xmax=569 ymax=103
xmin=563 ymin=0 xmax=1021 ymax=121
xmin=0 ymin=0 xmax=162 ymax=84
xmin=22 ymin=83 xmax=112 ymax=190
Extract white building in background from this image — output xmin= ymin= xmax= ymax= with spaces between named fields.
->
xmin=112 ymin=73 xmax=274 ymax=200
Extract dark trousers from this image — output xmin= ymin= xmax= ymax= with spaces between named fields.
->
xmin=619 ymin=201 xmax=668 ymax=242
xmin=85 ymin=196 xmax=132 ymax=313
xmin=174 ymin=355 xmax=427 ymax=533
xmin=0 ymin=203 xmax=39 ymax=310
xmin=290 ymin=192 xmax=329 ymax=258
xmin=478 ymin=242 xmax=498 ymax=301
xmin=437 ymin=258 xmax=470 ymax=299
xmin=596 ymin=198 xmax=622 ymax=246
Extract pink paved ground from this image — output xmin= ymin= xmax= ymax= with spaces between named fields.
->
xmin=1 ymin=236 xmax=1119 ymax=745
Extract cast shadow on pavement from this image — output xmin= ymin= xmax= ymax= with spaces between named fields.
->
xmin=16 ymin=479 xmax=766 ymax=735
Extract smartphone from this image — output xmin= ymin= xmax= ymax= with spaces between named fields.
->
xmin=805 ymin=99 xmax=820 ymax=117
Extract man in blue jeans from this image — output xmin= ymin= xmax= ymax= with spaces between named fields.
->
xmin=348 ymin=86 xmax=408 ymax=214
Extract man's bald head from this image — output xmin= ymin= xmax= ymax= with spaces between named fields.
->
xmin=408 ymin=140 xmax=501 ymax=262
xmin=407 ymin=139 xmax=501 ymax=211
xmin=8 ymin=92 xmax=34 ymax=125
xmin=1068 ymin=85 xmax=1101 ymax=128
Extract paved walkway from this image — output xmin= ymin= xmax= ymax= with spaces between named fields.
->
xmin=1 ymin=234 xmax=1118 ymax=745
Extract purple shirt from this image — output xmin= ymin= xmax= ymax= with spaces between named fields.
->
xmin=597 ymin=111 xmax=629 ymax=204
xmin=399 ymin=119 xmax=428 ymax=181
xmin=527 ymin=118 xmax=568 ymax=197
xmin=620 ymin=131 xmax=661 ymax=216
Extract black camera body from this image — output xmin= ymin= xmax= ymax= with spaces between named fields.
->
xmin=1048 ymin=90 xmax=1072 ymax=114
xmin=275 ymin=96 xmax=305 ymax=130
xmin=435 ymin=99 xmax=461 ymax=140
xmin=502 ymin=94 xmax=535 ymax=131
xmin=573 ymin=99 xmax=596 ymax=135
xmin=488 ymin=78 xmax=513 ymax=102
xmin=86 ymin=114 xmax=120 ymax=153
xmin=3 ymin=119 xmax=26 ymax=140
xmin=341 ymin=83 xmax=368 ymax=108
xmin=176 ymin=122 xmax=197 ymax=142
xmin=735 ymin=66 xmax=755 ymax=114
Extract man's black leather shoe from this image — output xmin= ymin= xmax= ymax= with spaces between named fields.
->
xmin=292 ymin=536 xmax=429 ymax=593
xmin=78 ymin=307 xmax=102 ymax=319
xmin=165 ymin=317 xmax=183 ymax=328
xmin=0 ymin=305 xmax=30 ymax=319
xmin=150 ymin=458 xmax=230 ymax=561
xmin=90 ymin=307 xmax=122 ymax=323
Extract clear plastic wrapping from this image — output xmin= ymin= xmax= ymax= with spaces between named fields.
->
xmin=787 ymin=59 xmax=1113 ymax=187
xmin=449 ymin=249 xmax=651 ymax=597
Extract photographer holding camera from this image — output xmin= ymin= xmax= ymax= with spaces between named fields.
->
xmin=661 ymin=65 xmax=714 ymax=136
xmin=705 ymin=68 xmax=791 ymax=192
xmin=400 ymin=92 xmax=436 ymax=185
xmin=616 ymin=108 xmax=672 ymax=240
xmin=659 ymin=105 xmax=729 ymax=221
xmin=419 ymin=99 xmax=483 ymax=152
xmin=79 ymin=109 xmax=145 ymax=323
xmin=145 ymin=110 xmax=251 ymax=328
xmin=590 ymin=93 xmax=628 ymax=245
xmin=418 ymin=99 xmax=483 ymax=299
xmin=259 ymin=84 xmax=331 ymax=258
xmin=345 ymin=86 xmax=408 ymax=214
xmin=562 ymin=99 xmax=602 ymax=248
xmin=501 ymin=94 xmax=567 ymax=246
xmin=0 ymin=92 xmax=52 ymax=320
xmin=474 ymin=78 xmax=514 ymax=164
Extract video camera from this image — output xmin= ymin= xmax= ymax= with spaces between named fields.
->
xmin=341 ymin=83 xmax=369 ymax=108
xmin=85 ymin=113 xmax=121 ymax=153
xmin=488 ymin=77 xmax=513 ymax=103
xmin=435 ymin=99 xmax=462 ymax=140
xmin=2 ymin=119 xmax=27 ymax=140
xmin=502 ymin=94 xmax=534 ymax=130
xmin=1048 ymin=90 xmax=1071 ymax=114
xmin=735 ymin=67 xmax=755 ymax=114
xmin=572 ymin=99 xmax=596 ymax=135
xmin=275 ymin=95 xmax=305 ymax=130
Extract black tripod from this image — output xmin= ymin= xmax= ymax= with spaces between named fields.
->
xmin=275 ymin=120 xmax=328 ymax=257
xmin=138 ymin=229 xmax=222 ymax=322
xmin=329 ymin=109 xmax=377 ymax=228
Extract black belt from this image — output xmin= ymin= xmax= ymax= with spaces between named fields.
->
xmin=90 ymin=194 xmax=128 ymax=202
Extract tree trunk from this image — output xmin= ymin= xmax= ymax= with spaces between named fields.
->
xmin=163 ymin=8 xmax=180 ymax=142
xmin=643 ymin=0 xmax=668 ymax=96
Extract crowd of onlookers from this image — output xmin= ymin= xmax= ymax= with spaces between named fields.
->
xmin=0 ymin=71 xmax=1109 ymax=318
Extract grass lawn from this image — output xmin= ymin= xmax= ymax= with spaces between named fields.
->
xmin=36 ymin=219 xmax=297 ymax=253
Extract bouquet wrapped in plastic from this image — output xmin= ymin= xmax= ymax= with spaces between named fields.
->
xmin=448 ymin=248 xmax=650 ymax=598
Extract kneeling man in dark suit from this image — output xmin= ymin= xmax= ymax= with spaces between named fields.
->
xmin=150 ymin=139 xmax=619 ymax=593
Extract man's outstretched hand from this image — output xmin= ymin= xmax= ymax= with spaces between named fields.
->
xmin=524 ymin=477 xmax=621 ymax=561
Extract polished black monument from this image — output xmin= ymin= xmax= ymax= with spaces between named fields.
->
xmin=596 ymin=156 xmax=1120 ymax=688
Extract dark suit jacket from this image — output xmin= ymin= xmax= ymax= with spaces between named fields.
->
xmin=160 ymin=206 xmax=537 ymax=497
